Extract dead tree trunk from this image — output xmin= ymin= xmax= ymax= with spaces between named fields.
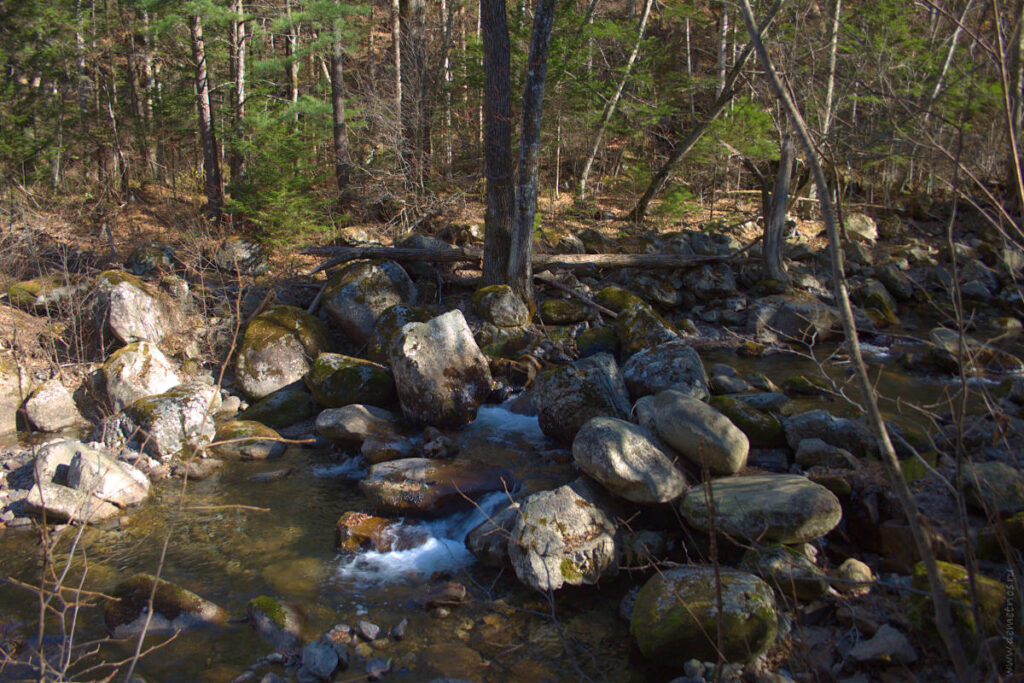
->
xmin=331 ymin=0 xmax=350 ymax=198
xmin=480 ymin=0 xmax=515 ymax=287
xmin=508 ymin=0 xmax=557 ymax=306
xmin=764 ymin=134 xmax=793 ymax=282
xmin=230 ymin=0 xmax=246 ymax=182
xmin=190 ymin=14 xmax=223 ymax=218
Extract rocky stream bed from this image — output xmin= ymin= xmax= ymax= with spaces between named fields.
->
xmin=1 ymin=217 xmax=1023 ymax=681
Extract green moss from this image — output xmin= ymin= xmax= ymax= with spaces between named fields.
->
xmin=616 ymin=304 xmax=678 ymax=358
xmin=576 ymin=326 xmax=619 ymax=358
xmin=976 ymin=511 xmax=1024 ymax=562
xmin=104 ymin=574 xmax=205 ymax=629
xmin=249 ymin=595 xmax=288 ymax=630
xmin=540 ymin=298 xmax=589 ymax=325
xmin=367 ymin=304 xmax=433 ymax=363
xmin=783 ymin=374 xmax=830 ymax=397
xmin=305 ymin=353 xmax=394 ymax=408
xmin=96 ymin=269 xmax=147 ymax=290
xmin=560 ymin=557 xmax=583 ymax=582
xmin=594 ymin=286 xmax=645 ymax=313
xmin=244 ymin=305 xmax=330 ymax=359
xmin=709 ymin=396 xmax=786 ymax=448
xmin=238 ymin=388 xmax=316 ymax=428
xmin=909 ymin=560 xmax=1007 ymax=640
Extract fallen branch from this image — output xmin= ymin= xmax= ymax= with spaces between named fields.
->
xmin=533 ymin=273 xmax=618 ymax=319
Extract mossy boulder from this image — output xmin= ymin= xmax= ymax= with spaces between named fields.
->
xmin=575 ymin=325 xmax=619 ymax=358
xmin=471 ymin=284 xmax=530 ymax=327
xmin=622 ymin=339 xmax=709 ymax=401
xmin=92 ymin=269 xmax=178 ymax=345
xmin=305 ymin=353 xmax=394 ymax=408
xmin=366 ymin=304 xmax=433 ymax=363
xmin=237 ymin=387 xmax=317 ymax=428
xmin=681 ymin=474 xmax=842 ymax=544
xmin=110 ymin=382 xmax=222 ymax=460
xmin=214 ymin=236 xmax=268 ymax=275
xmin=964 ymin=461 xmax=1024 ymax=516
xmin=104 ymin=574 xmax=228 ymax=638
xmin=509 ymin=478 xmax=619 ymax=592
xmin=782 ymin=374 xmax=831 ymax=397
xmin=322 ymin=260 xmax=417 ymax=345
xmin=616 ymin=304 xmax=680 ymax=359
xmin=235 ymin=305 xmax=330 ymax=400
xmin=540 ymin=298 xmax=590 ymax=325
xmin=8 ymin=275 xmax=84 ymax=313
xmin=855 ymin=278 xmax=900 ymax=327
xmin=102 ymin=341 xmax=181 ymax=411
xmin=630 ymin=566 xmax=777 ymax=666
xmin=360 ymin=457 xmax=514 ymax=517
xmin=247 ymin=595 xmax=304 ymax=653
xmin=594 ymin=286 xmax=645 ymax=313
xmin=709 ymin=396 xmax=786 ymax=449
xmin=532 ymin=353 xmax=631 ymax=444
xmin=740 ymin=545 xmax=829 ymax=601
xmin=909 ymin=561 xmax=1007 ymax=640
xmin=211 ymin=420 xmax=286 ymax=460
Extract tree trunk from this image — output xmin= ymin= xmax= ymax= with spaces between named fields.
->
xmin=190 ymin=14 xmax=223 ymax=219
xmin=508 ymin=0 xmax=557 ymax=305
xmin=285 ymin=0 xmax=299 ymax=110
xmin=392 ymin=0 xmax=402 ymax=118
xmin=141 ymin=8 xmax=157 ymax=176
xmin=480 ymin=0 xmax=514 ymax=287
xmin=626 ymin=0 xmax=781 ymax=223
xmin=764 ymin=135 xmax=793 ymax=283
xmin=230 ymin=0 xmax=246 ymax=182
xmin=400 ymin=0 xmax=429 ymax=183
xmin=716 ymin=5 xmax=729 ymax=98
xmin=821 ymin=0 xmax=841 ymax=136
xmin=331 ymin=0 xmax=350 ymax=198
xmin=578 ymin=0 xmax=653 ymax=201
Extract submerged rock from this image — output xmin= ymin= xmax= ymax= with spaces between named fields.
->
xmin=532 ymin=353 xmax=631 ymax=444
xmin=622 ymin=339 xmax=709 ymax=401
xmin=248 ymin=595 xmax=304 ymax=653
xmin=360 ymin=458 xmax=513 ymax=517
xmin=572 ymin=417 xmax=686 ymax=503
xmin=104 ymin=574 xmax=228 ymax=638
xmin=630 ymin=565 xmax=777 ymax=666
xmin=322 ymin=260 xmax=417 ymax=345
xmin=650 ymin=390 xmax=749 ymax=475
xmin=235 ymin=306 xmax=331 ymax=400
xmin=509 ymin=478 xmax=619 ymax=592
xmin=389 ymin=310 xmax=492 ymax=427
xmin=23 ymin=379 xmax=82 ymax=432
xmin=102 ymin=341 xmax=181 ymax=412
xmin=681 ymin=474 xmax=842 ymax=544
xmin=305 ymin=353 xmax=394 ymax=408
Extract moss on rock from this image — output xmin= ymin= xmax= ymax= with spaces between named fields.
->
xmin=709 ymin=396 xmax=786 ymax=448
xmin=909 ymin=560 xmax=1007 ymax=640
xmin=305 ymin=352 xmax=394 ymax=408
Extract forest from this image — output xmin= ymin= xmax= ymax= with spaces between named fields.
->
xmin=0 ymin=0 xmax=1022 ymax=681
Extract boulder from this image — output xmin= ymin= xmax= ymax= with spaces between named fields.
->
xmin=909 ymin=560 xmax=1006 ymax=639
xmin=248 ymin=596 xmax=304 ymax=653
xmin=110 ymin=382 xmax=222 ymax=460
xmin=7 ymin=275 xmax=86 ymax=313
xmin=211 ymin=420 xmax=286 ymax=460
xmin=366 ymin=304 xmax=433 ymax=363
xmin=630 ymin=566 xmax=777 ymax=666
xmin=681 ymin=474 xmax=843 ymax=544
xmin=650 ymin=390 xmax=749 ymax=475
xmin=24 ymin=480 xmax=120 ymax=524
xmin=235 ymin=306 xmax=331 ymax=399
xmin=214 ymin=236 xmax=268 ymax=275
xmin=66 ymin=443 xmax=150 ymax=506
xmin=572 ymin=417 xmax=686 ymax=503
xmin=0 ymin=362 xmax=32 ymax=434
xmin=539 ymin=298 xmax=589 ymax=325
xmin=237 ymin=388 xmax=317 ymax=428
xmin=335 ymin=511 xmax=428 ymax=552
xmin=125 ymin=245 xmax=175 ymax=275
xmin=316 ymin=404 xmax=402 ymax=445
xmin=532 ymin=353 xmax=631 ymax=444
xmin=360 ymin=458 xmax=513 ymax=517
xmin=845 ymin=213 xmax=878 ymax=242
xmin=509 ymin=478 xmax=619 ymax=592
xmin=874 ymin=263 xmax=915 ymax=301
xmin=794 ymin=438 xmax=860 ymax=469
xmin=784 ymin=409 xmax=877 ymax=458
xmin=616 ymin=304 xmax=680 ymax=358
xmin=102 ymin=341 xmax=181 ymax=411
xmin=849 ymin=624 xmax=917 ymax=664
xmin=708 ymin=395 xmax=786 ymax=449
xmin=471 ymin=285 xmax=530 ymax=327
xmin=322 ymin=260 xmax=417 ymax=345
xmin=305 ymin=353 xmax=394 ymax=408
xmin=622 ymin=339 xmax=709 ymax=401
xmin=466 ymin=501 xmax=520 ymax=567
xmin=23 ymin=379 xmax=82 ymax=432
xmin=740 ymin=545 xmax=829 ymax=601
xmin=748 ymin=295 xmax=839 ymax=345
xmin=964 ymin=461 xmax=1024 ymax=516
xmin=91 ymin=270 xmax=177 ymax=345
xmin=682 ymin=264 xmax=739 ymax=301
xmin=594 ymin=285 xmax=646 ymax=312
xmin=361 ymin=434 xmax=416 ymax=464
xmin=389 ymin=310 xmax=492 ymax=428
xmin=104 ymin=574 xmax=228 ymax=638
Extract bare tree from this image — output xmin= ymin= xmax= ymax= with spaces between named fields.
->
xmin=331 ymin=0 xmax=350 ymax=198
xmin=229 ymin=0 xmax=246 ymax=182
xmin=189 ymin=13 xmax=223 ymax=219
xmin=764 ymin=134 xmax=793 ymax=282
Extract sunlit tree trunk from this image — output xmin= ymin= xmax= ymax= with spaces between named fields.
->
xmin=764 ymin=135 xmax=793 ymax=283
xmin=190 ymin=14 xmax=223 ymax=218
xmin=230 ymin=0 xmax=246 ymax=182
xmin=331 ymin=0 xmax=350 ymax=198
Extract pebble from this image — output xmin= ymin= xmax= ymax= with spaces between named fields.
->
xmin=365 ymin=657 xmax=392 ymax=681
xmin=301 ymin=639 xmax=339 ymax=679
xmin=683 ymin=659 xmax=705 ymax=678
xmin=391 ymin=618 xmax=408 ymax=641
xmin=357 ymin=619 xmax=381 ymax=641
xmin=430 ymin=607 xmax=450 ymax=619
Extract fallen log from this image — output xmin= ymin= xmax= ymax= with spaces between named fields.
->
xmin=302 ymin=245 xmax=733 ymax=275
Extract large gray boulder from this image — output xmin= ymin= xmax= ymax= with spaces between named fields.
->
xmin=784 ymin=409 xmax=877 ymax=458
xmin=466 ymin=501 xmax=520 ymax=567
xmin=105 ymin=382 xmax=222 ymax=460
xmin=470 ymin=285 xmax=530 ymax=327
xmin=23 ymin=379 xmax=82 ymax=432
xmin=622 ymin=339 xmax=709 ymax=401
xmin=24 ymin=481 xmax=120 ymax=524
xmin=322 ymin=260 xmax=417 ymax=345
xmin=650 ymin=390 xmax=749 ymax=475
xmin=572 ymin=417 xmax=686 ymax=504
xmin=66 ymin=443 xmax=150 ymax=507
xmin=102 ymin=341 xmax=181 ymax=411
xmin=747 ymin=294 xmax=839 ymax=344
xmin=532 ymin=353 xmax=631 ymax=444
xmin=509 ymin=478 xmax=619 ymax=592
xmin=630 ymin=566 xmax=777 ymax=666
xmin=389 ymin=310 xmax=491 ymax=427
xmin=235 ymin=306 xmax=330 ymax=399
xmin=91 ymin=270 xmax=177 ymax=345
xmin=681 ymin=473 xmax=842 ymax=543
xmin=360 ymin=458 xmax=513 ymax=517
xmin=214 ymin=236 xmax=268 ymax=275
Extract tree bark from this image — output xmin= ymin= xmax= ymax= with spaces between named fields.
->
xmin=141 ymin=8 xmax=157 ymax=176
xmin=508 ymin=0 xmax=557 ymax=306
xmin=737 ymin=1 xmax=972 ymax=678
xmin=626 ymin=0 xmax=781 ymax=223
xmin=480 ymin=0 xmax=515 ymax=287
xmin=400 ymin=0 xmax=429 ymax=182
xmin=577 ymin=0 xmax=653 ymax=202
xmin=285 ymin=0 xmax=299 ymax=110
xmin=190 ymin=14 xmax=223 ymax=219
xmin=821 ymin=0 xmax=841 ymax=136
xmin=392 ymin=0 xmax=402 ymax=118
xmin=331 ymin=0 xmax=350 ymax=199
xmin=763 ymin=135 xmax=793 ymax=282
xmin=230 ymin=0 xmax=246 ymax=182
xmin=716 ymin=4 xmax=729 ymax=98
